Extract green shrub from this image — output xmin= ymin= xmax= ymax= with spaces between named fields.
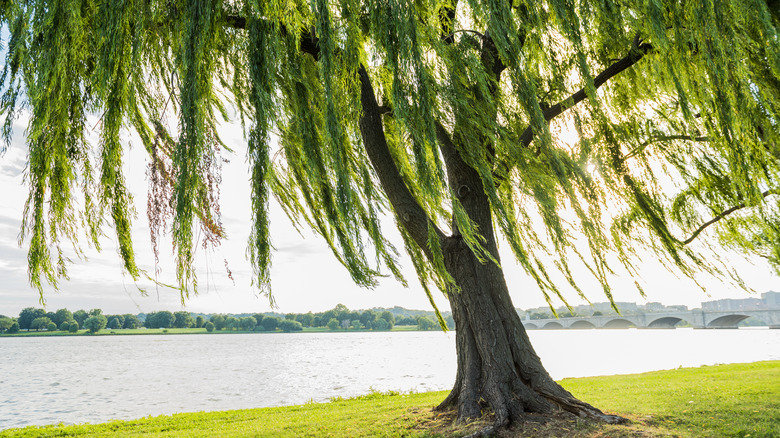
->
xmin=84 ymin=315 xmax=108 ymax=333
xmin=262 ymin=316 xmax=280 ymax=331
xmin=372 ymin=318 xmax=391 ymax=331
xmin=279 ymin=319 xmax=303 ymax=332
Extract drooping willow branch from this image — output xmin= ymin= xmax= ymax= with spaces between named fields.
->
xmin=223 ymin=14 xmax=443 ymax=251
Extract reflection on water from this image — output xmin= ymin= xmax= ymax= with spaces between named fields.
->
xmin=0 ymin=329 xmax=777 ymax=430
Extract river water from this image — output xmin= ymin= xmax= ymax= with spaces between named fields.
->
xmin=1 ymin=328 xmax=778 ymax=430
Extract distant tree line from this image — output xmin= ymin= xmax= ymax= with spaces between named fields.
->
xmin=0 ymin=307 xmax=142 ymax=334
xmin=1 ymin=304 xmax=455 ymax=334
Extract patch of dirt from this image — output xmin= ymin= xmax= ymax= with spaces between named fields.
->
xmin=411 ymin=408 xmax=681 ymax=438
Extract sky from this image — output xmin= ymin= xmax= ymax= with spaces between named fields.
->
xmin=0 ymin=112 xmax=777 ymax=318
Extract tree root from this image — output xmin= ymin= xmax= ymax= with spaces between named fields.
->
xmin=436 ymin=385 xmax=628 ymax=438
xmin=461 ymin=416 xmax=508 ymax=438
xmin=538 ymin=388 xmax=629 ymax=425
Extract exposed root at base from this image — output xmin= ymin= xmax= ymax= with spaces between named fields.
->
xmin=459 ymin=411 xmax=628 ymax=438
xmin=538 ymin=390 xmax=629 ymax=425
xmin=589 ymin=411 xmax=629 ymax=425
xmin=418 ymin=407 xmax=654 ymax=438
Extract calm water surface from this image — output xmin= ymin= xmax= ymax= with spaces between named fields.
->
xmin=0 ymin=329 xmax=777 ymax=430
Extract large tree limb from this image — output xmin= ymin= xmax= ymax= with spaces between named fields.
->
xmin=435 ymin=120 xmax=472 ymax=204
xmin=358 ymin=66 xmax=444 ymax=251
xmin=518 ymin=42 xmax=653 ymax=147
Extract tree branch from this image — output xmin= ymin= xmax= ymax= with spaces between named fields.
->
xmin=224 ymin=15 xmax=246 ymax=29
xmin=445 ymin=29 xmax=486 ymax=40
xmin=623 ymin=135 xmax=710 ymax=161
xmin=438 ymin=1 xmax=458 ymax=44
xmin=518 ymin=42 xmax=653 ymax=147
xmin=682 ymin=189 xmax=779 ymax=245
xmin=226 ymin=13 xmax=443 ymax=251
xmin=435 ymin=120 xmax=470 ymax=196
xmin=224 ymin=15 xmax=320 ymax=60
xmin=358 ymin=66 xmax=444 ymax=251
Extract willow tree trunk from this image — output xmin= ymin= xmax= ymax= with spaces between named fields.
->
xmin=434 ymin=146 xmax=623 ymax=429
xmin=437 ymin=236 xmax=625 ymax=427
xmin=356 ymin=64 xmax=621 ymax=431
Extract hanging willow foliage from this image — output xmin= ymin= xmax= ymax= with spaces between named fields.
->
xmin=2 ymin=0 xmax=779 ymax=308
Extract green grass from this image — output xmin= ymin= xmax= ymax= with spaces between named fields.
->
xmin=1 ymin=362 xmax=777 ymax=438
xmin=0 ymin=328 xmax=209 ymax=337
xmin=560 ymin=361 xmax=780 ymax=437
xmin=0 ymin=330 xmax=81 ymax=337
xmin=0 ymin=391 xmax=448 ymax=438
xmin=388 ymin=325 xmax=423 ymax=331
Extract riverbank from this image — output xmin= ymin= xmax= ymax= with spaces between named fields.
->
xmin=1 ymin=361 xmax=776 ymax=437
xmin=0 ymin=325 xmax=425 ymax=337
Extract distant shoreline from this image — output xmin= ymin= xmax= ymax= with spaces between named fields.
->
xmin=0 ymin=325 xmax=432 ymax=337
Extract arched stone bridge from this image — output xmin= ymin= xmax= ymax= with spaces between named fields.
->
xmin=523 ymin=309 xmax=780 ymax=329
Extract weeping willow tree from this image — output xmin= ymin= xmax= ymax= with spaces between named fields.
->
xmin=2 ymin=0 xmax=780 ymax=432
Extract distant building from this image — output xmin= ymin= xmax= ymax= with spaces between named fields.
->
xmin=762 ymin=291 xmax=780 ymax=307
xmin=665 ymin=305 xmax=688 ymax=312
xmin=643 ymin=302 xmax=665 ymax=312
xmin=702 ymin=298 xmax=764 ymax=311
xmin=591 ymin=301 xmax=637 ymax=314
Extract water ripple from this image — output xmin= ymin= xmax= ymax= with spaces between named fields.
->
xmin=0 ymin=329 xmax=777 ymax=430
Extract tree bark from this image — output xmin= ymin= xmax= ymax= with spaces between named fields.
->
xmin=435 ymin=129 xmax=625 ymax=431
xmin=357 ymin=60 xmax=623 ymax=434
xmin=438 ymin=238 xmax=626 ymax=433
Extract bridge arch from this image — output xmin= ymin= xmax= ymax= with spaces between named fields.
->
xmin=523 ymin=323 xmax=539 ymax=330
xmin=707 ymin=314 xmax=750 ymax=328
xmin=543 ymin=321 xmax=564 ymax=329
xmin=603 ymin=318 xmax=636 ymax=329
xmin=648 ymin=317 xmax=685 ymax=328
xmin=570 ymin=320 xmax=596 ymax=329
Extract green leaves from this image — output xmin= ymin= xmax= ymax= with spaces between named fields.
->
xmin=246 ymin=16 xmax=276 ymax=300
xmin=3 ymin=0 xmax=780 ymax=307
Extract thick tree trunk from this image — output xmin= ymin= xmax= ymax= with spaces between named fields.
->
xmin=355 ymin=63 xmax=622 ymax=434
xmin=432 ymin=107 xmax=624 ymax=433
xmin=436 ymin=239 xmax=625 ymax=432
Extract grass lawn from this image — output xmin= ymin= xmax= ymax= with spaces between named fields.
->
xmin=558 ymin=360 xmax=780 ymax=437
xmin=1 ymin=361 xmax=777 ymax=438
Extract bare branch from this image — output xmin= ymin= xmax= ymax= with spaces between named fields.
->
xmin=445 ymin=29 xmax=486 ymax=40
xmin=435 ymin=120 xmax=467 ymax=184
xmin=682 ymin=189 xmax=779 ymax=245
xmin=377 ymin=105 xmax=393 ymax=116
xmin=518 ymin=42 xmax=653 ymax=147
